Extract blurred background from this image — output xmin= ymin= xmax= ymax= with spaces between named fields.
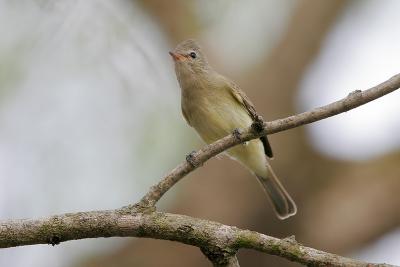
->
xmin=1 ymin=0 xmax=400 ymax=266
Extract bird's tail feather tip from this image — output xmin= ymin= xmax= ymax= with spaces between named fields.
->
xmin=256 ymin=174 xmax=297 ymax=220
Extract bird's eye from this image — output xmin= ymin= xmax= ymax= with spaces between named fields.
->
xmin=189 ymin=52 xmax=197 ymax=59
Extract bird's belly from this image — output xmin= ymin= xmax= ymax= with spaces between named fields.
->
xmin=191 ymin=106 xmax=267 ymax=176
xmin=183 ymin=98 xmax=267 ymax=176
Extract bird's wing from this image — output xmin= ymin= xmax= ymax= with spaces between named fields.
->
xmin=259 ymin=136 xmax=273 ymax=159
xmin=227 ymin=81 xmax=258 ymax=120
xmin=225 ymin=79 xmax=274 ymax=158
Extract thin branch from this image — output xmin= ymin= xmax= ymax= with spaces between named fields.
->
xmin=1 ymin=73 xmax=400 ymax=267
xmin=138 ymin=73 xmax=400 ymax=207
xmin=0 ymin=210 xmax=394 ymax=267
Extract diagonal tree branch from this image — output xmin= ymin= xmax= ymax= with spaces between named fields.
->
xmin=137 ymin=73 xmax=400 ymax=208
xmin=1 ymin=73 xmax=400 ymax=266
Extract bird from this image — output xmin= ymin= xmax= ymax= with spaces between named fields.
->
xmin=169 ymin=39 xmax=296 ymax=220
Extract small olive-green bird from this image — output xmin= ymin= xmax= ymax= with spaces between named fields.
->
xmin=169 ymin=39 xmax=296 ymax=219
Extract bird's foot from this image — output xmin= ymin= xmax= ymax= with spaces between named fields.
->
xmin=186 ymin=151 xmax=200 ymax=167
xmin=251 ymin=115 xmax=265 ymax=133
xmin=232 ymin=128 xmax=248 ymax=146
xmin=232 ymin=128 xmax=242 ymax=141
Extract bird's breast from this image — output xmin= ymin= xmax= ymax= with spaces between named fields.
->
xmin=181 ymin=86 xmax=252 ymax=144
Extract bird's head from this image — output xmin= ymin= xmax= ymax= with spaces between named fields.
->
xmin=169 ymin=39 xmax=210 ymax=81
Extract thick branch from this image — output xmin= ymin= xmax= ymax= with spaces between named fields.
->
xmin=139 ymin=73 xmax=400 ymax=207
xmin=0 ymin=210 xmax=394 ymax=267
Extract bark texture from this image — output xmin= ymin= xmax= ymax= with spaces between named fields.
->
xmin=0 ymin=211 xmax=395 ymax=267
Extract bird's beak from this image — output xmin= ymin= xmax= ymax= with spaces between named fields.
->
xmin=169 ymin=51 xmax=186 ymax=62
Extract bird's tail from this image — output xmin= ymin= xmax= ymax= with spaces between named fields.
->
xmin=256 ymin=164 xmax=297 ymax=220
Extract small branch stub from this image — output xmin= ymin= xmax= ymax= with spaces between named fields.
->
xmin=201 ymin=246 xmax=239 ymax=267
xmin=186 ymin=150 xmax=200 ymax=167
xmin=48 ymin=235 xmax=61 ymax=246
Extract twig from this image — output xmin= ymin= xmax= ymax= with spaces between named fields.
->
xmin=0 ymin=210 xmax=395 ymax=267
xmin=138 ymin=73 xmax=400 ymax=207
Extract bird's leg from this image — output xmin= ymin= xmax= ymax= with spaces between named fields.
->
xmin=186 ymin=150 xmax=200 ymax=167
xmin=251 ymin=114 xmax=265 ymax=133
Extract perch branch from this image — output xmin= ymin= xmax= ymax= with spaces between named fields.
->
xmin=138 ymin=73 xmax=400 ymax=207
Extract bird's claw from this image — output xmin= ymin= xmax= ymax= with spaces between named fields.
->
xmin=233 ymin=128 xmax=248 ymax=146
xmin=232 ymin=128 xmax=242 ymax=141
xmin=186 ymin=151 xmax=200 ymax=167
xmin=251 ymin=115 xmax=265 ymax=133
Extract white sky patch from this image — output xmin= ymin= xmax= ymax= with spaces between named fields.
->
xmin=353 ymin=227 xmax=400 ymax=265
xmin=199 ymin=0 xmax=296 ymax=73
xmin=298 ymin=0 xmax=400 ymax=160
xmin=0 ymin=1 xmax=179 ymax=267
